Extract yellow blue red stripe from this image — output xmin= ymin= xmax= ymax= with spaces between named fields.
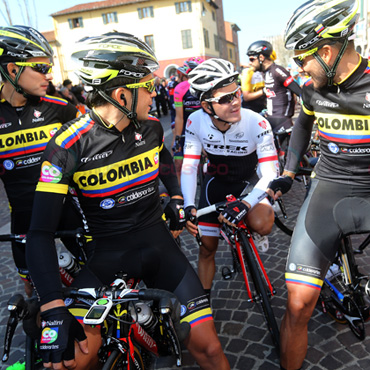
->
xmin=285 ymin=272 xmax=323 ymax=291
xmin=56 ymin=117 xmax=95 ymax=149
xmin=0 ymin=142 xmax=46 ymax=158
xmin=41 ymin=95 xmax=68 ymax=106
xmin=181 ymin=307 xmax=213 ymax=328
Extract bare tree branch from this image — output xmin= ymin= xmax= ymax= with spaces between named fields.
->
xmin=17 ymin=0 xmax=27 ymax=25
xmin=23 ymin=0 xmax=31 ymax=27
xmin=2 ymin=0 xmax=12 ymax=25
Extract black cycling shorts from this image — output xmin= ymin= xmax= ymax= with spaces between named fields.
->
xmin=73 ymin=221 xmax=212 ymax=328
xmin=197 ymin=174 xmax=258 ymax=237
xmin=285 ymin=177 xmax=370 ymax=291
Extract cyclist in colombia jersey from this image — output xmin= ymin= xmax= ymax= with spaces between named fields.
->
xmin=0 ymin=25 xmax=82 ymax=296
xmin=26 ymin=33 xmax=230 ymax=370
xmin=267 ymin=1 xmax=366 ymax=369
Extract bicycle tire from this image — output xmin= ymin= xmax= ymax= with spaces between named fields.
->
xmin=239 ymin=231 xmax=280 ymax=352
xmin=274 ymin=214 xmax=293 ymax=237
xmin=102 ymin=347 xmax=145 ymax=370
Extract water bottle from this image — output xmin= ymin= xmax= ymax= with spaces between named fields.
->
xmin=58 ymin=252 xmax=80 ymax=277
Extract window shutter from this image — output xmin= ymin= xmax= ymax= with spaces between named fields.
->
xmin=102 ymin=14 xmax=107 ymax=24
xmin=68 ymin=19 xmax=73 ymax=29
xmin=138 ymin=8 xmax=143 ymax=19
xmin=79 ymin=17 xmax=84 ymax=27
xmin=150 ymin=6 xmax=154 ymax=17
xmin=175 ymin=3 xmax=180 ymax=14
xmin=114 ymin=12 xmax=118 ymax=22
xmin=188 ymin=1 xmax=192 ymax=12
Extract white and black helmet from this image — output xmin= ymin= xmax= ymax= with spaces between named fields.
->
xmin=188 ymin=58 xmax=239 ymax=100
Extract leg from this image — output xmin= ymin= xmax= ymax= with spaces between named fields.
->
xmin=74 ymin=325 xmax=102 ymax=370
xmin=198 ymin=235 xmax=219 ymax=289
xmin=246 ymin=202 xmax=274 ymax=235
xmin=185 ymin=320 xmax=229 ymax=370
xmin=280 ymin=284 xmax=320 ymax=370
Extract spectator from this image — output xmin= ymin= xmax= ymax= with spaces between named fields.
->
xmin=154 ymin=77 xmax=168 ymax=117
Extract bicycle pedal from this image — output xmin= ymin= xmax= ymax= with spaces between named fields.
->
xmin=222 ymin=267 xmax=233 ymax=280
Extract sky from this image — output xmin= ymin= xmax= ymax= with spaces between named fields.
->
xmin=0 ymin=0 xmax=304 ymax=66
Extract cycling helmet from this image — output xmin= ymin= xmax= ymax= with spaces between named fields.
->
xmin=177 ymin=57 xmax=204 ymax=76
xmin=188 ymin=58 xmax=239 ymax=100
xmin=284 ymin=0 xmax=360 ymax=86
xmin=0 ymin=25 xmax=53 ymax=97
xmin=246 ymin=40 xmax=273 ymax=58
xmin=285 ymin=0 xmax=359 ymax=51
xmin=71 ymin=32 xmax=159 ymax=127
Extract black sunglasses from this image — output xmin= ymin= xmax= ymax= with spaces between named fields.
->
xmin=15 ymin=62 xmax=53 ymax=75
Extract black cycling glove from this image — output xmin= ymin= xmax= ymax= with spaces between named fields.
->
xmin=39 ymin=306 xmax=86 ymax=363
xmin=268 ymin=176 xmax=294 ymax=195
xmin=184 ymin=206 xmax=197 ymax=223
xmin=164 ymin=198 xmax=186 ymax=230
xmin=222 ymin=201 xmax=249 ymax=225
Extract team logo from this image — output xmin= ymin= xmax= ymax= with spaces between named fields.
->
xmin=328 ymin=142 xmax=339 ymax=154
xmin=134 ymin=132 xmax=146 ymax=147
xmin=235 ymin=132 xmax=244 ymax=139
xmin=258 ymin=120 xmax=268 ymax=130
xmin=289 ymin=263 xmax=296 ymax=272
xmin=40 ymin=161 xmax=62 ymax=183
xmin=186 ymin=119 xmax=192 ymax=128
xmin=154 ymin=152 xmax=159 ymax=165
xmin=180 ymin=305 xmax=187 ymax=316
xmin=208 ymin=134 xmax=214 ymax=139
xmin=0 ymin=122 xmax=12 ymax=129
xmin=3 ymin=160 xmax=14 ymax=170
xmin=135 ymin=132 xmax=142 ymax=141
xmin=34 ymin=109 xmax=42 ymax=118
xmin=50 ymin=128 xmax=59 ymax=137
xmin=41 ymin=327 xmax=58 ymax=344
xmin=100 ymin=198 xmax=115 ymax=209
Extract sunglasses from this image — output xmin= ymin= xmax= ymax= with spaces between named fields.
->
xmin=205 ymin=87 xmax=241 ymax=105
xmin=249 ymin=56 xmax=257 ymax=62
xmin=292 ymin=42 xmax=333 ymax=68
xmin=123 ymin=78 xmax=156 ymax=93
xmin=15 ymin=62 xmax=53 ymax=75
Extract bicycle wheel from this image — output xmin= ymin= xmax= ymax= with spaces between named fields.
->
xmin=238 ymin=231 xmax=280 ymax=352
xmin=343 ymin=296 xmax=365 ymax=340
xmin=102 ymin=347 xmax=145 ymax=370
xmin=274 ymin=213 xmax=293 ymax=237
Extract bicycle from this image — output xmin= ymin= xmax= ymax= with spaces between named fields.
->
xmin=2 ymin=272 xmax=189 ymax=370
xmin=318 ymin=202 xmax=370 ymax=340
xmin=194 ymin=194 xmax=280 ymax=352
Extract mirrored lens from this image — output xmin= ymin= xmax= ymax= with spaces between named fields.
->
xmin=217 ymin=88 xmax=241 ymax=105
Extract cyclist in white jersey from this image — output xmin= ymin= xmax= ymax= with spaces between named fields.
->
xmin=181 ymin=58 xmax=279 ymax=299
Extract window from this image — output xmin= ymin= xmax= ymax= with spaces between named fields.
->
xmin=175 ymin=1 xmax=192 ymax=13
xmin=145 ymin=35 xmax=155 ymax=51
xmin=102 ymin=12 xmax=118 ymax=24
xmin=203 ymin=28 xmax=209 ymax=49
xmin=138 ymin=6 xmax=154 ymax=19
xmin=181 ymin=29 xmax=192 ymax=49
xmin=212 ymin=11 xmax=216 ymax=21
xmin=214 ymin=34 xmax=219 ymax=52
xmin=68 ymin=17 xmax=83 ymax=29
xmin=229 ymin=48 xmax=233 ymax=59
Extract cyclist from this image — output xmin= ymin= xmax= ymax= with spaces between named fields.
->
xmin=182 ymin=58 xmax=279 ymax=301
xmin=173 ymin=57 xmax=203 ymax=182
xmin=0 ymin=25 xmax=83 ymax=296
xmin=240 ymin=66 xmax=266 ymax=113
xmin=267 ymin=1 xmax=366 ymax=369
xmin=246 ymin=40 xmax=301 ymax=132
xmin=26 ymin=33 xmax=230 ymax=370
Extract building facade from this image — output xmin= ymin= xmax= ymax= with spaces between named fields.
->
xmin=48 ymin=0 xmax=240 ymax=84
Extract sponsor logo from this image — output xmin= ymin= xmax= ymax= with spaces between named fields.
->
xmin=328 ymin=142 xmax=339 ymax=154
xmin=297 ymin=265 xmax=321 ymax=276
xmin=100 ymin=198 xmax=115 ymax=209
xmin=135 ymin=132 xmax=146 ymax=147
xmin=264 ymin=89 xmax=276 ymax=98
xmin=299 ymin=36 xmax=321 ymax=49
xmin=34 ymin=109 xmax=42 ymax=118
xmin=3 ymin=160 xmax=14 ymax=170
xmin=365 ymin=93 xmax=370 ymax=103
xmin=208 ymin=134 xmax=214 ymax=139
xmin=204 ymin=143 xmax=249 ymax=153
xmin=341 ymin=147 xmax=370 ymax=154
xmin=50 ymin=128 xmax=59 ymax=137
xmin=41 ymin=320 xmax=63 ymax=328
xmin=41 ymin=327 xmax=58 ymax=344
xmin=16 ymin=156 xmax=41 ymax=167
xmin=118 ymin=186 xmax=155 ymax=204
xmin=257 ymin=129 xmax=272 ymax=139
xmin=258 ymin=120 xmax=268 ymax=130
xmin=316 ymin=117 xmax=370 ymax=131
xmin=235 ymin=132 xmax=244 ymax=139
xmin=315 ymin=100 xmax=339 ymax=108
xmin=180 ymin=305 xmax=187 ymax=316
xmin=0 ymin=130 xmax=48 ymax=148
xmin=81 ymin=150 xmax=113 ymax=163
xmin=41 ymin=161 xmax=62 ymax=183
xmin=289 ymin=263 xmax=296 ymax=272
xmin=186 ymin=119 xmax=192 ymax=128
xmin=0 ymin=122 xmax=12 ymax=129
xmin=260 ymin=144 xmax=274 ymax=152
xmin=7 ymin=51 xmax=28 ymax=58
xmin=118 ymin=69 xmax=145 ymax=78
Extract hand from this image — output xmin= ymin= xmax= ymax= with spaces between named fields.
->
xmin=164 ymin=198 xmax=186 ymax=234
xmin=39 ymin=306 xmax=88 ymax=367
xmin=219 ymin=200 xmax=249 ymax=226
xmin=184 ymin=206 xmax=198 ymax=237
xmin=267 ymin=176 xmax=294 ymax=200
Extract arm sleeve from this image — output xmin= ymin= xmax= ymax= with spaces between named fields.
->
xmin=276 ymin=66 xmax=302 ymax=97
xmin=242 ymin=117 xmax=279 ymax=208
xmin=159 ymin=144 xmax=182 ymax=197
xmin=181 ymin=120 xmax=203 ymax=208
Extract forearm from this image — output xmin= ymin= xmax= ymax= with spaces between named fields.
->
xmin=159 ymin=145 xmax=182 ymax=196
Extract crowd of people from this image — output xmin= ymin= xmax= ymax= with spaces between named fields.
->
xmin=0 ymin=0 xmax=367 ymax=369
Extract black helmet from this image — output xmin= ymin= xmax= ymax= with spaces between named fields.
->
xmin=72 ymin=32 xmax=159 ymax=128
xmin=72 ymin=32 xmax=158 ymax=87
xmin=0 ymin=25 xmax=53 ymax=62
xmin=285 ymin=0 xmax=360 ymax=51
xmin=246 ymin=40 xmax=273 ymax=58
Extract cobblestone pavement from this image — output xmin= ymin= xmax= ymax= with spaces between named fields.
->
xmin=1 ymin=114 xmax=370 ymax=369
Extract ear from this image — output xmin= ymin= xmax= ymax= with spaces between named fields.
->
xmin=201 ymin=100 xmax=212 ymax=114
xmin=320 ymin=45 xmax=334 ymax=64
xmin=7 ymin=63 xmax=18 ymax=77
xmin=112 ymin=87 xmax=127 ymax=106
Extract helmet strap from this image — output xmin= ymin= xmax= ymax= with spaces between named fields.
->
xmin=313 ymin=38 xmax=349 ymax=87
xmin=207 ymin=103 xmax=233 ymax=126
xmin=0 ymin=64 xmax=33 ymax=99
xmin=98 ymin=89 xmax=140 ymax=129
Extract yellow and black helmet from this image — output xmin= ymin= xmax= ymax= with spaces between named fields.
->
xmin=285 ymin=0 xmax=360 ymax=51
xmin=0 ymin=25 xmax=53 ymax=62
xmin=72 ymin=32 xmax=159 ymax=87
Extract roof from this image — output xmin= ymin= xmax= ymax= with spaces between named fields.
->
xmin=42 ymin=30 xmax=56 ymax=42
xmin=51 ymin=0 xmax=149 ymax=17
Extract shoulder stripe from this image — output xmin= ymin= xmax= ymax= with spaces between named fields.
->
xmin=36 ymin=182 xmax=69 ymax=195
xmin=41 ymin=95 xmax=68 ymax=106
xmin=55 ymin=117 xmax=94 ymax=149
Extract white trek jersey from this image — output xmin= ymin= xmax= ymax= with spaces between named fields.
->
xmin=181 ymin=108 xmax=279 ymax=208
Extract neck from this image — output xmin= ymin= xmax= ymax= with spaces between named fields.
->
xmin=94 ymin=104 xmax=130 ymax=131
xmin=333 ymin=50 xmax=361 ymax=84
xmin=262 ymin=60 xmax=273 ymax=71
xmin=1 ymin=82 xmax=27 ymax=107
xmin=210 ymin=116 xmax=231 ymax=132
